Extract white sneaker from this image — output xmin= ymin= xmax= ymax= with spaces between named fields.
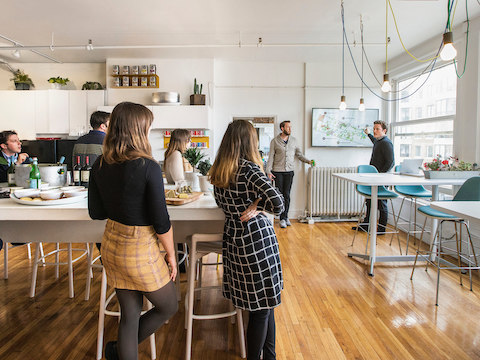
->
xmin=286 ymin=219 xmax=292 ymax=226
xmin=280 ymin=220 xmax=287 ymax=228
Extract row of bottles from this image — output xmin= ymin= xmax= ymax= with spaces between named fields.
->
xmin=73 ymin=155 xmax=91 ymax=187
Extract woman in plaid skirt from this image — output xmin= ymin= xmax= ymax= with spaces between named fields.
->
xmin=89 ymin=102 xmax=178 ymax=360
xmin=209 ymin=119 xmax=285 ymax=360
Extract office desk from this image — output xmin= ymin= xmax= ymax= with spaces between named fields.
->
xmin=333 ymin=173 xmax=466 ymax=276
xmin=430 ymin=201 xmax=480 ymax=227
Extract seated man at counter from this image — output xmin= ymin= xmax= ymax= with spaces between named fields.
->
xmin=0 ymin=130 xmax=29 ymax=183
xmin=72 ymin=111 xmax=110 ymax=166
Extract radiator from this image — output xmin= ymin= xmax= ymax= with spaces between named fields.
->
xmin=307 ymin=167 xmax=363 ymax=217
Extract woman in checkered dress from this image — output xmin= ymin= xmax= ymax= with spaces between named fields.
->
xmin=210 ymin=120 xmax=285 ymax=360
xmin=88 ymin=102 xmax=178 ymax=360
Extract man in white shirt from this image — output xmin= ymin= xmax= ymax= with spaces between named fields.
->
xmin=266 ymin=121 xmax=314 ymax=228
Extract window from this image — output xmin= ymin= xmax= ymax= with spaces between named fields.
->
xmin=392 ymin=64 xmax=456 ymax=164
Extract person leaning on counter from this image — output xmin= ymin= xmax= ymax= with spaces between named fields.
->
xmin=0 ymin=130 xmax=30 ymax=183
xmin=163 ymin=128 xmax=192 ymax=184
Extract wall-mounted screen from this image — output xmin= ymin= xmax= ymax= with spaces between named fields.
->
xmin=311 ymin=108 xmax=379 ymax=147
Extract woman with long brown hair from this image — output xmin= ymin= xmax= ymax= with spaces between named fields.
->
xmin=210 ymin=119 xmax=284 ymax=360
xmin=88 ymin=102 xmax=178 ymax=360
xmin=163 ymin=128 xmax=191 ymax=184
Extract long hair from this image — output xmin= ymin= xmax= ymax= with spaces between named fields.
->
xmin=102 ymin=102 xmax=153 ymax=164
xmin=210 ymin=120 xmax=263 ymax=188
xmin=164 ymin=129 xmax=191 ymax=161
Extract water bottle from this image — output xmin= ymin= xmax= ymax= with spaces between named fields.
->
xmin=29 ymin=157 xmax=41 ymax=189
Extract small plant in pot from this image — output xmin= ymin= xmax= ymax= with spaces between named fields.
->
xmin=11 ymin=70 xmax=34 ymax=90
xmin=183 ymin=147 xmax=206 ymax=191
xmin=48 ymin=76 xmax=70 ymax=89
xmin=81 ymin=81 xmax=103 ymax=90
xmin=197 ymin=159 xmax=212 ymax=192
xmin=190 ymin=78 xmax=206 ymax=105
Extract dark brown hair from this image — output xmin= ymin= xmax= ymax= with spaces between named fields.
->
xmin=102 ymin=102 xmax=153 ymax=164
xmin=279 ymin=120 xmax=290 ymax=130
xmin=209 ymin=120 xmax=263 ymax=188
xmin=374 ymin=120 xmax=388 ymax=132
xmin=0 ymin=130 xmax=17 ymax=145
xmin=164 ymin=129 xmax=191 ymax=160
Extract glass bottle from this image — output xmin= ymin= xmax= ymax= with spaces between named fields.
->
xmin=29 ymin=157 xmax=41 ymax=189
xmin=7 ymin=161 xmax=16 ymax=187
xmin=73 ymin=156 xmax=82 ymax=186
xmin=81 ymin=155 xmax=91 ymax=188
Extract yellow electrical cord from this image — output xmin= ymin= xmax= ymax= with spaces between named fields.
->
xmin=451 ymin=0 xmax=459 ymax=31
xmin=387 ymin=0 xmax=439 ymax=63
xmin=385 ymin=0 xmax=388 ymax=73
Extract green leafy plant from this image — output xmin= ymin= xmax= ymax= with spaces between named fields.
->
xmin=197 ymin=159 xmax=212 ymax=176
xmin=183 ymin=147 xmax=206 ymax=169
xmin=10 ymin=70 xmax=34 ymax=87
xmin=48 ymin=76 xmax=70 ymax=85
xmin=81 ymin=81 xmax=103 ymax=90
xmin=193 ymin=78 xmax=203 ymax=95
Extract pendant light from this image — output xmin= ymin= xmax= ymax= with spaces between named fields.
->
xmin=440 ymin=31 xmax=457 ymax=61
xmin=381 ymin=0 xmax=391 ymax=93
xmin=359 ymin=16 xmax=365 ymax=112
xmin=339 ymin=1 xmax=347 ymax=110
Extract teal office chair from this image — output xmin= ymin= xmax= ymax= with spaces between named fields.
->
xmin=391 ymin=165 xmax=432 ymax=254
xmin=410 ymin=176 xmax=480 ymax=306
xmin=351 ymin=165 xmax=401 ymax=254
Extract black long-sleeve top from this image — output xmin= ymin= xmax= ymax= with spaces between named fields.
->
xmin=88 ymin=156 xmax=171 ymax=234
xmin=368 ymin=134 xmax=394 ymax=173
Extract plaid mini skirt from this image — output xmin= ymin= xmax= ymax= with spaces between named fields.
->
xmin=101 ymin=219 xmax=171 ymax=292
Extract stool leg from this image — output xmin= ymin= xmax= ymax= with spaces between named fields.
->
xmin=27 ymin=243 xmax=32 ymax=259
xmin=236 ymin=308 xmax=246 ymax=358
xmin=29 ymin=243 xmax=41 ymax=297
xmin=174 ymin=245 xmax=181 ymax=302
xmin=146 ymin=300 xmax=157 ymax=360
xmin=85 ymin=242 xmax=95 ymax=301
xmin=390 ymin=198 xmax=405 ymax=246
xmin=351 ymin=202 xmax=366 ymax=246
xmin=185 ymin=240 xmax=197 ymax=360
xmin=454 ymin=222 xmax=463 ymax=287
xmin=39 ymin=243 xmax=45 ymax=265
xmin=3 ymin=241 xmax=8 ymax=280
xmin=55 ymin=243 xmax=60 ymax=279
xmin=435 ymin=221 xmax=443 ymax=306
xmin=68 ymin=243 xmax=74 ymax=298
xmin=97 ymin=269 xmax=107 ymax=360
xmin=389 ymin=199 xmax=402 ymax=255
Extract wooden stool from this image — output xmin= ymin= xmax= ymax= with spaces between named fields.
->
xmin=184 ymin=233 xmax=246 ymax=360
xmin=97 ymin=268 xmax=156 ymax=360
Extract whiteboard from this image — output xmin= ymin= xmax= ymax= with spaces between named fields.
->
xmin=312 ymin=108 xmax=379 ymax=147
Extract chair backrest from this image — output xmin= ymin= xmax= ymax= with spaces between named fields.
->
xmin=356 ymin=165 xmax=378 ymax=194
xmin=395 ymin=165 xmax=400 ymax=172
xmin=453 ymin=176 xmax=480 ymax=201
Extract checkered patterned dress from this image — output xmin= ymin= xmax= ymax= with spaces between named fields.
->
xmin=214 ymin=160 xmax=285 ymax=311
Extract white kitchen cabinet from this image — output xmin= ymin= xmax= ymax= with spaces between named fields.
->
xmin=0 ymin=91 xmax=36 ymax=139
xmin=69 ymin=90 xmax=105 ymax=136
xmin=48 ymin=90 xmax=70 ymax=133
xmin=150 ymin=105 xmax=210 ymax=129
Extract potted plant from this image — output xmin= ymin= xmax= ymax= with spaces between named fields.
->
xmin=10 ymin=70 xmax=34 ymax=90
xmin=81 ymin=81 xmax=103 ymax=90
xmin=48 ymin=76 xmax=70 ymax=89
xmin=423 ymin=155 xmax=479 ymax=179
xmin=197 ymin=159 xmax=212 ymax=192
xmin=183 ymin=147 xmax=206 ymax=191
xmin=190 ymin=78 xmax=206 ymax=105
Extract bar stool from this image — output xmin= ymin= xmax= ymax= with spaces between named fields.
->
xmin=30 ymin=242 xmax=89 ymax=298
xmin=85 ymin=243 xmax=103 ymax=301
xmin=351 ymin=165 xmax=401 ymax=254
xmin=185 ymin=233 xmax=246 ymax=360
xmin=391 ymin=165 xmax=431 ymax=253
xmin=3 ymin=242 xmax=45 ymax=279
xmin=97 ymin=268 xmax=156 ymax=360
xmin=410 ymin=176 xmax=480 ymax=305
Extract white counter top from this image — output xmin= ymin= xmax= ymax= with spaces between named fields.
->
xmin=430 ymin=201 xmax=480 ymax=226
xmin=333 ymin=173 xmax=466 ymax=186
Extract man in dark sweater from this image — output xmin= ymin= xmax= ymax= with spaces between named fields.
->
xmin=363 ymin=120 xmax=394 ymax=233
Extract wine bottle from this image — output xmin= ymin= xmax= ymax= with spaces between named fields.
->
xmin=7 ymin=161 xmax=16 ymax=187
xmin=29 ymin=157 xmax=41 ymax=189
xmin=81 ymin=155 xmax=91 ymax=188
xmin=73 ymin=156 xmax=81 ymax=186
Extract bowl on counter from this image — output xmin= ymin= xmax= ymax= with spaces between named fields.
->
xmin=152 ymin=92 xmax=180 ymax=104
xmin=40 ymin=190 xmax=63 ymax=200
xmin=60 ymin=186 xmax=85 ymax=191
xmin=64 ymin=188 xmax=87 ymax=198
xmin=14 ymin=188 xmax=40 ymax=198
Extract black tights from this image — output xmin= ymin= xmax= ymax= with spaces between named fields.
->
xmin=247 ymin=308 xmax=276 ymax=360
xmin=115 ymin=281 xmax=178 ymax=360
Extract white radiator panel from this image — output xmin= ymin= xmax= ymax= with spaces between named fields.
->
xmin=307 ymin=167 xmax=363 ymax=217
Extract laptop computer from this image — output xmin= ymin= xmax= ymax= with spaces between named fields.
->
xmin=399 ymin=158 xmax=424 ymax=176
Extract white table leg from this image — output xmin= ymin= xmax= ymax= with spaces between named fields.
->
xmin=4 ymin=241 xmax=8 ymax=279
xmin=68 ymin=243 xmax=74 ymax=298
xmin=30 ymin=243 xmax=40 ymax=297
xmin=369 ymin=186 xmax=378 ymax=276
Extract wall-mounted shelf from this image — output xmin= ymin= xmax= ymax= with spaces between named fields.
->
xmin=111 ymin=74 xmax=159 ymax=88
xmin=164 ymin=136 xmax=209 ymax=149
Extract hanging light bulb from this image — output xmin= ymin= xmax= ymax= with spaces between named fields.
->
xmin=381 ymin=73 xmax=391 ymax=93
xmin=358 ymin=98 xmax=365 ymax=112
xmin=440 ymin=32 xmax=457 ymax=61
xmin=339 ymin=95 xmax=347 ymax=110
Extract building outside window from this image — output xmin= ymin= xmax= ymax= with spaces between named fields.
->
xmin=392 ymin=64 xmax=456 ymax=164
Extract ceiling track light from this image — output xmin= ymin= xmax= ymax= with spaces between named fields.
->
xmin=440 ymin=31 xmax=457 ymax=61
xmin=12 ymin=49 xmax=20 ymax=58
xmin=86 ymin=39 xmax=94 ymax=51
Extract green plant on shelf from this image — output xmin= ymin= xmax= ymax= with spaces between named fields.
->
xmin=183 ymin=147 xmax=206 ymax=170
xmin=197 ymin=159 xmax=212 ymax=176
xmin=11 ymin=69 xmax=35 ymax=87
xmin=48 ymin=76 xmax=70 ymax=85
xmin=81 ymin=81 xmax=103 ymax=90
xmin=193 ymin=78 xmax=203 ymax=94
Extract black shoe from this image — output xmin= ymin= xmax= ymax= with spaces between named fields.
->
xmin=377 ymin=225 xmax=386 ymax=234
xmin=105 ymin=341 xmax=119 ymax=360
xmin=11 ymin=243 xmax=26 ymax=246
xmin=352 ymin=225 xmax=369 ymax=232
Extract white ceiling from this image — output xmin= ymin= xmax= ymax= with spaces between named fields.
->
xmin=0 ymin=0 xmax=478 ymax=65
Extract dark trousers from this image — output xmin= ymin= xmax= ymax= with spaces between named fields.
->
xmin=272 ymin=171 xmax=294 ymax=221
xmin=365 ymin=199 xmax=388 ymax=231
xmin=247 ymin=308 xmax=276 ymax=360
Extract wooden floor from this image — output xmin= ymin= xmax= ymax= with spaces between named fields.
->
xmin=1 ymin=221 xmax=480 ymax=360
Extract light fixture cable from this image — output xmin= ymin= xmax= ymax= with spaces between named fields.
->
xmin=453 ymin=0 xmax=469 ymax=78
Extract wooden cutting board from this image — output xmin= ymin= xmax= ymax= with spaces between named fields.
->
xmin=165 ymin=192 xmax=203 ymax=205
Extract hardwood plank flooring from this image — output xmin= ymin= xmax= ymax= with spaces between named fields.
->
xmin=1 ymin=221 xmax=479 ymax=359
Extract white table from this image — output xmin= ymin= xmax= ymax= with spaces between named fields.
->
xmin=430 ymin=201 xmax=480 ymax=227
xmin=0 ymin=193 xmax=225 ymax=297
xmin=333 ymin=173 xmax=466 ymax=276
